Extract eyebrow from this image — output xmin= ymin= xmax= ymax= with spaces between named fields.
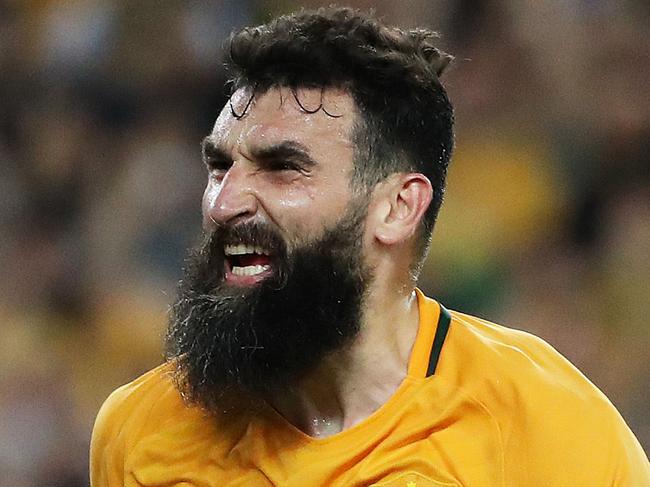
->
xmin=201 ymin=137 xmax=232 ymax=165
xmin=249 ymin=140 xmax=317 ymax=168
xmin=201 ymin=137 xmax=318 ymax=168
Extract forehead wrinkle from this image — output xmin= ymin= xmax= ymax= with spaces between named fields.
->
xmin=211 ymin=87 xmax=356 ymax=162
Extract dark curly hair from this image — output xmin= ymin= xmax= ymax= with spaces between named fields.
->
xmin=227 ymin=7 xmax=454 ymax=260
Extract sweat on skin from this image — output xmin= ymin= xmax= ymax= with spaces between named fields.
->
xmin=196 ymin=85 xmax=433 ymax=435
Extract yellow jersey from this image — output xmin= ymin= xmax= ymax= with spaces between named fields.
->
xmin=90 ymin=290 xmax=649 ymax=486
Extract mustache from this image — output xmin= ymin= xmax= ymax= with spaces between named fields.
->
xmin=213 ymin=220 xmax=287 ymax=252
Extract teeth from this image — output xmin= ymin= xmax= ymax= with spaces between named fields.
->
xmin=231 ymin=264 xmax=271 ymax=276
xmin=224 ymin=244 xmax=270 ymax=256
xmin=224 ymin=244 xmax=253 ymax=256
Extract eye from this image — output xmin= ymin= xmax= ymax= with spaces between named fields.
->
xmin=271 ymin=161 xmax=296 ymax=171
xmin=206 ymin=158 xmax=231 ymax=171
xmin=208 ymin=170 xmax=223 ymax=183
xmin=267 ymin=160 xmax=309 ymax=174
xmin=205 ymin=158 xmax=232 ymax=180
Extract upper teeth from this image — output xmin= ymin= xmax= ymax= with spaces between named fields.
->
xmin=224 ymin=244 xmax=269 ymax=256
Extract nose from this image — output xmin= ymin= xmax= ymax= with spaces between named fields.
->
xmin=203 ymin=162 xmax=259 ymax=228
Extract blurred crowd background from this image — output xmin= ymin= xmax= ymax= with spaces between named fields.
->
xmin=0 ymin=0 xmax=648 ymax=484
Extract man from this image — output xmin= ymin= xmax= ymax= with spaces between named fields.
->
xmin=90 ymin=8 xmax=649 ymax=486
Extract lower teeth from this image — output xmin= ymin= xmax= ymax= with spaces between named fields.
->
xmin=231 ymin=265 xmax=270 ymax=277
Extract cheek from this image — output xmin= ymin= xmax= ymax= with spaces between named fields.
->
xmin=270 ymin=186 xmax=317 ymax=210
xmin=263 ymin=185 xmax=353 ymax=241
xmin=265 ymin=172 xmax=350 ymax=213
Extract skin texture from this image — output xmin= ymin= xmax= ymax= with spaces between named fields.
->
xmin=202 ymin=87 xmax=356 ymax=247
xmin=201 ymin=86 xmax=434 ymax=437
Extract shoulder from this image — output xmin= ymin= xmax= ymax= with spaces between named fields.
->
xmin=93 ymin=362 xmax=182 ymax=435
xmin=444 ymin=308 xmax=615 ymax=417
xmin=416 ymin=293 xmax=601 ymax=412
xmin=441 ymin=309 xmax=649 ymax=484
xmin=447 ymin=310 xmax=589 ymax=389
xmin=90 ymin=362 xmax=188 ymax=484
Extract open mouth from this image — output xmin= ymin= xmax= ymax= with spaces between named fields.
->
xmin=224 ymin=243 xmax=273 ymax=278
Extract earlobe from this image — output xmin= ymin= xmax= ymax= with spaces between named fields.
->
xmin=374 ymin=174 xmax=433 ymax=246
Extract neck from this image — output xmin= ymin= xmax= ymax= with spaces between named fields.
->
xmin=267 ymin=282 xmax=420 ymax=438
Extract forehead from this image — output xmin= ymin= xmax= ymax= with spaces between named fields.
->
xmin=210 ymin=86 xmax=356 ymax=152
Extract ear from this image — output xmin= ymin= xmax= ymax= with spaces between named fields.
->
xmin=371 ymin=173 xmax=433 ymax=246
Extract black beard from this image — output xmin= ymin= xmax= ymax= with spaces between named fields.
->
xmin=165 ymin=201 xmax=371 ymax=414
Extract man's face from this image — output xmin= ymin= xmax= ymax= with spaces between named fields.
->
xmin=201 ymin=86 xmax=359 ymax=283
xmin=166 ymin=87 xmax=372 ymax=412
